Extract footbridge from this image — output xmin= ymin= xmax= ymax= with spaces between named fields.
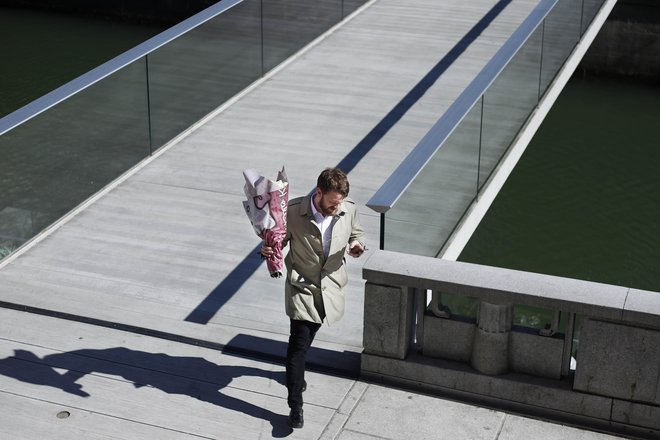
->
xmin=3 ymin=0 xmax=655 ymax=438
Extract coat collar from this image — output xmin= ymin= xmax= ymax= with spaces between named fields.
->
xmin=300 ymin=193 xmax=347 ymax=218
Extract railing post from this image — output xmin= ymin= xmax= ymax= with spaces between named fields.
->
xmin=145 ymin=54 xmax=154 ymax=155
xmin=471 ymin=301 xmax=513 ymax=375
xmin=379 ymin=212 xmax=385 ymax=250
xmin=363 ymin=282 xmax=414 ymax=360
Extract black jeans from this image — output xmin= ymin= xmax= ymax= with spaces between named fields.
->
xmin=286 ymin=319 xmax=321 ymax=409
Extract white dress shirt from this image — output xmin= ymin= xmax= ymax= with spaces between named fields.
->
xmin=310 ymin=197 xmax=335 ymax=258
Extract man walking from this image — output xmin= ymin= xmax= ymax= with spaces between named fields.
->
xmin=262 ymin=167 xmax=366 ymax=429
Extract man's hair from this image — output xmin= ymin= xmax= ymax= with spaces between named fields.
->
xmin=317 ymin=167 xmax=349 ymax=197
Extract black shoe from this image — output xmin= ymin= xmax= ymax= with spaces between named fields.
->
xmin=288 ymin=407 xmax=304 ymax=429
xmin=302 ymin=380 xmax=307 ymax=392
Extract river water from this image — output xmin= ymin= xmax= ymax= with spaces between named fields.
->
xmin=0 ymin=7 xmax=164 ymax=117
xmin=459 ymin=76 xmax=660 ymax=293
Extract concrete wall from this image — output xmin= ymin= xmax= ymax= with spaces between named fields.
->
xmin=362 ymin=250 xmax=660 ymax=438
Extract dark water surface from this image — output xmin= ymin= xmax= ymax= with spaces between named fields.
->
xmin=0 ymin=8 xmax=165 ymax=257
xmin=0 ymin=7 xmax=164 ymax=117
xmin=459 ymin=76 xmax=660 ymax=292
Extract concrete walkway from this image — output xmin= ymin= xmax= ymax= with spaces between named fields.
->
xmin=0 ymin=0 xmax=545 ymax=373
xmin=0 ymin=0 xmax=628 ymax=438
xmin=0 ymin=308 xmax=624 ymax=439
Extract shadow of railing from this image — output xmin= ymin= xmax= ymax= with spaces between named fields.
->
xmin=185 ymin=0 xmax=514 ymax=325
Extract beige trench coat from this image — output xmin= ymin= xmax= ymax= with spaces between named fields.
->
xmin=283 ymin=194 xmax=366 ymax=324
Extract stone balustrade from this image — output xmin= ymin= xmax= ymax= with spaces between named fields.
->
xmin=361 ymin=250 xmax=660 ymax=438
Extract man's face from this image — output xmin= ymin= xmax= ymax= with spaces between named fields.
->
xmin=315 ymin=189 xmax=344 ymax=216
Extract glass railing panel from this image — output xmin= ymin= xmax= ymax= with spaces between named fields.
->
xmin=478 ymin=26 xmax=543 ymax=189
xmin=383 ymin=102 xmax=482 ymax=256
xmin=0 ymin=60 xmax=150 ymax=251
xmin=581 ymin=0 xmax=605 ymax=35
xmin=263 ymin=0 xmax=342 ymax=72
xmin=147 ymin=0 xmax=262 ymax=150
xmin=539 ymin=0 xmax=583 ymax=95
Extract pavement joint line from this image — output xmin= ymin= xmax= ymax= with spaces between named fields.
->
xmin=340 ymin=428 xmax=391 ymax=440
xmin=338 ymin=381 xmax=369 ymax=416
xmin=132 ymin=178 xmax=240 ymax=196
xmin=493 ymin=413 xmax=507 ymax=439
xmin=324 ymin=381 xmax=372 ymax=440
xmin=0 ymin=337 xmax=62 ymax=353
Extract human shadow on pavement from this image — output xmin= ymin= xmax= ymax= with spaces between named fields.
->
xmin=0 ymin=347 xmax=293 ymax=438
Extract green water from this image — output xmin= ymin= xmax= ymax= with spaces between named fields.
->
xmin=0 ymin=8 xmax=164 ymax=256
xmin=459 ymin=76 xmax=660 ymax=293
xmin=0 ymin=8 xmax=164 ymax=117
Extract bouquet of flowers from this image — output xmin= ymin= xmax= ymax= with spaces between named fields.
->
xmin=242 ymin=167 xmax=289 ymax=278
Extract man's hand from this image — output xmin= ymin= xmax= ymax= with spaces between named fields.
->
xmin=347 ymin=241 xmax=365 ymax=258
xmin=260 ymin=245 xmax=273 ymax=258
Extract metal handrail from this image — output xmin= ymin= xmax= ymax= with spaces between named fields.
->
xmin=366 ymin=0 xmax=558 ymax=214
xmin=0 ymin=0 xmax=244 ymax=137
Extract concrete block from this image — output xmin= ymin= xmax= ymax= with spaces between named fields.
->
xmin=573 ymin=319 xmax=660 ymax=404
xmin=422 ymin=315 xmax=474 ymax=363
xmin=363 ymin=251 xmax=628 ymax=320
xmin=362 ymin=283 xmax=413 ymax=359
xmin=509 ymin=331 xmax=563 ymax=379
xmin=360 ymin=352 xmax=613 ymax=421
xmin=360 ymin=352 xmax=472 ymax=393
xmin=622 ymin=289 xmax=660 ymax=330
xmin=476 ymin=302 xmax=512 ymax=332
xmin=472 ymin=330 xmax=509 ymax=375
xmin=611 ymin=400 xmax=660 ymax=431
